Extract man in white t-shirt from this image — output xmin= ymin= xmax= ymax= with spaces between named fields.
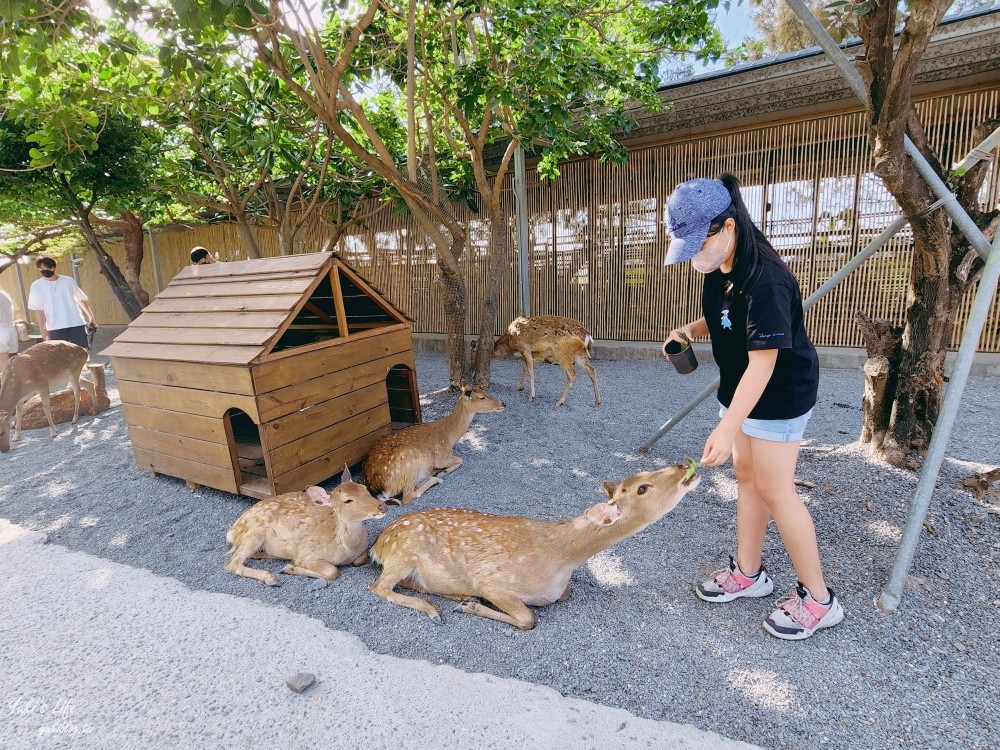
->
xmin=27 ymin=256 xmax=98 ymax=350
xmin=0 ymin=289 xmax=19 ymax=369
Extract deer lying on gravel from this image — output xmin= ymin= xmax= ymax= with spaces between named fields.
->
xmin=369 ymin=460 xmax=700 ymax=629
xmin=361 ymin=378 xmax=505 ymax=505
xmin=492 ymin=315 xmax=600 ymax=407
xmin=0 ymin=341 xmax=95 ymax=453
xmin=225 ymin=466 xmax=388 ymax=587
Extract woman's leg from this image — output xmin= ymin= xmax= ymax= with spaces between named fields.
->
xmin=748 ymin=436 xmax=829 ymax=601
xmin=732 ymin=429 xmax=770 ymax=575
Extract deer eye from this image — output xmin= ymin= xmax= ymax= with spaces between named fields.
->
xmin=342 ymin=498 xmax=353 ymax=504
xmin=637 ymin=484 xmax=649 ymax=496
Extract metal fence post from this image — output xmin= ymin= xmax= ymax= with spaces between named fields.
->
xmin=514 ymin=145 xmax=531 ymax=318
xmin=877 ymin=230 xmax=1000 ymax=611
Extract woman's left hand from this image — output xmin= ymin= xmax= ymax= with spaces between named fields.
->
xmin=701 ymin=425 xmax=736 ymax=466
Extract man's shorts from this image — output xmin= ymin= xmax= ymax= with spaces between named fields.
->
xmin=48 ymin=325 xmax=89 ymax=349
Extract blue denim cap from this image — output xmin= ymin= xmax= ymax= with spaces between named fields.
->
xmin=663 ymin=178 xmax=733 ymax=265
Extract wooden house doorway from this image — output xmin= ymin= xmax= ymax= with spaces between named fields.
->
xmin=385 ymin=364 xmax=421 ymax=428
xmin=225 ymin=408 xmax=269 ymax=497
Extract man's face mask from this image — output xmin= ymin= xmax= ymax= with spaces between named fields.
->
xmin=39 ymin=268 xmax=55 ymax=278
xmin=691 ymin=228 xmax=732 ymax=274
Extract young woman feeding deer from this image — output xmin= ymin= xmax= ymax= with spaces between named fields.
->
xmin=663 ymin=173 xmax=843 ymax=640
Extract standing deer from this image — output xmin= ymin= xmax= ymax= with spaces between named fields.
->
xmin=361 ymin=378 xmax=505 ymax=505
xmin=0 ymin=340 xmax=95 ymax=453
xmin=225 ymin=466 xmax=388 ymax=587
xmin=491 ymin=315 xmax=601 ymax=407
xmin=369 ymin=462 xmax=700 ymax=629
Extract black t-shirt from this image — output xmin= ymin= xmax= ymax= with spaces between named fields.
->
xmin=702 ymin=257 xmax=819 ymax=420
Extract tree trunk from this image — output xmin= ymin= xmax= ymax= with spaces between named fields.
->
xmin=472 ymin=199 xmax=510 ymax=386
xmin=76 ymin=213 xmax=144 ymax=321
xmin=119 ymin=211 xmax=150 ymax=308
xmin=235 ymin=217 xmax=263 ymax=259
xmin=857 ymin=310 xmax=902 ymax=454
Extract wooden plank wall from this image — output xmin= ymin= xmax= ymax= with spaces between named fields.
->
xmin=114 ymin=358 xmax=261 ymax=495
xmin=15 ymin=85 xmax=999 ymax=351
xmin=253 ymin=324 xmax=418 ymax=494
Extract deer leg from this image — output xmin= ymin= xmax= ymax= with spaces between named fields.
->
xmin=401 ymin=476 xmax=442 ymax=505
xmin=577 ymin=354 xmax=601 ymax=407
xmin=224 ymin=547 xmax=279 ymax=587
xmin=555 ymin=361 xmax=577 ymax=407
xmin=455 ymin=593 xmax=538 ymax=630
xmin=370 ymin=567 xmax=445 ymax=624
xmin=558 ymin=586 xmax=572 ymax=602
xmin=13 ymin=401 xmax=25 ymax=441
xmin=524 ymin=351 xmax=537 ymax=401
xmin=68 ymin=378 xmax=82 ymax=423
xmin=38 ymin=390 xmax=57 ymax=436
xmin=352 ymin=550 xmax=369 ymax=566
xmin=517 ymin=358 xmax=529 ymax=391
xmin=436 ymin=455 xmax=463 ymax=475
xmin=282 ymin=558 xmax=340 ymax=581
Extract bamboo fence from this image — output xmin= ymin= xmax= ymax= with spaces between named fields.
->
xmin=3 ymin=85 xmax=999 ymax=351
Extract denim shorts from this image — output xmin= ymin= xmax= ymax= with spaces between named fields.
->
xmin=719 ymin=405 xmax=813 ymax=443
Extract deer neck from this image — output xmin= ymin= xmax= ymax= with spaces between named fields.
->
xmin=549 ymin=510 xmax=658 ymax=566
xmin=439 ymin=397 xmax=477 ymax=444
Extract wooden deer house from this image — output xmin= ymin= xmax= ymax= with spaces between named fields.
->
xmin=105 ymin=251 xmax=422 ymax=499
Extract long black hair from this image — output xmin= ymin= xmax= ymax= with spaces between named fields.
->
xmin=706 ymin=173 xmax=784 ymax=294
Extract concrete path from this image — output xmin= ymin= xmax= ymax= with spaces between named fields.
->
xmin=0 ymin=520 xmax=758 ymax=750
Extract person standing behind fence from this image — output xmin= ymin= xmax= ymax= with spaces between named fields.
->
xmin=0 ymin=289 xmax=19 ymax=369
xmin=27 ymin=256 xmax=98 ymax=350
xmin=662 ymin=173 xmax=842 ymax=641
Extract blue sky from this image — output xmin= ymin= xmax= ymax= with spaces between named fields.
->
xmin=714 ymin=2 xmax=755 ymax=45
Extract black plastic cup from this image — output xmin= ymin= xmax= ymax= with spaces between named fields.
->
xmin=663 ymin=336 xmax=698 ymax=374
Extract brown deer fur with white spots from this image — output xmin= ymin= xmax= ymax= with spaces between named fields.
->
xmin=369 ymin=463 xmax=700 ymax=629
xmin=0 ymin=341 xmax=96 ymax=453
xmin=225 ymin=466 xmax=388 ymax=587
xmin=492 ymin=315 xmax=600 ymax=407
xmin=361 ymin=379 xmax=505 ymax=505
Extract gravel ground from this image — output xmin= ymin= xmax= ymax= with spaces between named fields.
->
xmin=2 ymin=346 xmax=998 ymax=750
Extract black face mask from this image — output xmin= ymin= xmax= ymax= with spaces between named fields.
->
xmin=40 ymin=269 xmax=55 ymax=278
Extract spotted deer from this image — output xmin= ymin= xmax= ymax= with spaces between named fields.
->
xmin=361 ymin=379 xmax=505 ymax=505
xmin=369 ymin=462 xmax=700 ymax=629
xmin=225 ymin=466 xmax=388 ymax=587
xmin=0 ymin=340 xmax=96 ymax=453
xmin=491 ymin=315 xmax=600 ymax=407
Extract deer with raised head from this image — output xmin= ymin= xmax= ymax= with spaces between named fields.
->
xmin=369 ymin=461 xmax=700 ymax=629
xmin=0 ymin=340 xmax=96 ymax=453
xmin=491 ymin=315 xmax=600 ymax=407
xmin=225 ymin=466 xmax=388 ymax=587
xmin=361 ymin=378 xmax=505 ymax=505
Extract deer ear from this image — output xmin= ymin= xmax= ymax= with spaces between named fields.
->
xmin=305 ymin=486 xmax=331 ymax=506
xmin=585 ymin=502 xmax=622 ymax=526
xmin=602 ymin=480 xmax=620 ymax=499
xmin=340 ymin=464 xmax=352 ymax=485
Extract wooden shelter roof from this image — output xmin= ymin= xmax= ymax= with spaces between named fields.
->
xmin=104 ymin=251 xmax=409 ymax=366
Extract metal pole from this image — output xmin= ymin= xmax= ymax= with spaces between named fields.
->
xmin=951 ymin=126 xmax=1000 ymax=177
xmin=637 ymin=216 xmax=911 ymax=452
xmin=514 ymin=145 xmax=531 ymax=317
xmin=69 ymin=251 xmax=82 ymax=286
xmin=784 ymin=0 xmax=991 ymax=261
xmin=638 ymin=380 xmax=720 ymax=454
xmin=148 ymin=226 xmax=164 ymax=294
xmin=878 ymin=230 xmax=1000 ymax=612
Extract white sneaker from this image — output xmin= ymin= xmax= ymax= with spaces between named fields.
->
xmin=696 ymin=555 xmax=774 ymax=603
xmin=763 ymin=583 xmax=845 ymax=640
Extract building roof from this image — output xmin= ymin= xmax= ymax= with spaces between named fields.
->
xmin=625 ymin=7 xmax=1000 ymax=146
xmin=104 ymin=251 xmax=409 ymax=366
